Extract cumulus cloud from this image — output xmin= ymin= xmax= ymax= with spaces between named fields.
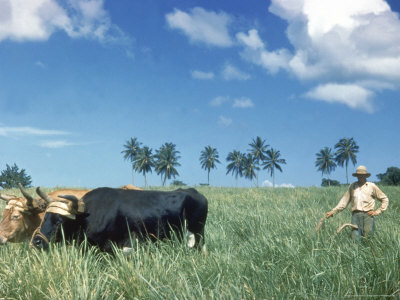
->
xmin=305 ymin=83 xmax=375 ymax=112
xmin=0 ymin=0 xmax=129 ymax=44
xmin=232 ymin=97 xmax=254 ymax=108
xmin=262 ymin=180 xmax=295 ymax=188
xmin=166 ymin=7 xmax=233 ymax=47
xmin=237 ymin=29 xmax=291 ymax=74
xmin=191 ymin=70 xmax=215 ymax=80
xmin=222 ymin=64 xmax=250 ymax=81
xmin=236 ymin=0 xmax=400 ymax=111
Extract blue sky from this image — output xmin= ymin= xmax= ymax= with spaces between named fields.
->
xmin=0 ymin=0 xmax=399 ymax=188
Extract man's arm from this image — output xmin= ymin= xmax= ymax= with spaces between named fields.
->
xmin=368 ymin=184 xmax=389 ymax=216
xmin=325 ymin=187 xmax=351 ymax=218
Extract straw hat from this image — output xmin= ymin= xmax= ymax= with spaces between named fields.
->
xmin=352 ymin=165 xmax=371 ymax=177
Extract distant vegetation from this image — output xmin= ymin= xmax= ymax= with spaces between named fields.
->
xmin=321 ymin=178 xmax=341 ymax=187
xmin=377 ymin=167 xmax=400 ymax=186
xmin=0 ymin=163 xmax=32 ymax=189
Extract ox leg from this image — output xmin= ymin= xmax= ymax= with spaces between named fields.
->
xmin=186 ymin=230 xmax=196 ymax=248
xmin=194 ymin=228 xmax=205 ymax=250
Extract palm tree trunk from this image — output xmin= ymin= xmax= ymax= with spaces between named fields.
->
xmin=272 ymin=170 xmax=275 ymax=188
xmin=144 ymin=173 xmax=148 ymax=188
xmin=131 ymin=165 xmax=135 ymax=186
xmin=345 ymin=161 xmax=349 ymax=184
xmin=207 ymin=170 xmax=210 ymax=185
xmin=256 ymin=170 xmax=259 ymax=187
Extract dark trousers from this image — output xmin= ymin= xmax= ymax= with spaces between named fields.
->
xmin=351 ymin=211 xmax=375 ymax=242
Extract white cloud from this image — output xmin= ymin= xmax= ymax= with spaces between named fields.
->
xmin=0 ymin=126 xmax=70 ymax=137
xmin=210 ymin=96 xmax=229 ymax=107
xmin=191 ymin=70 xmax=215 ymax=80
xmin=237 ymin=0 xmax=400 ymax=111
xmin=233 ymin=97 xmax=254 ymax=108
xmin=262 ymin=180 xmax=295 ymax=188
xmin=218 ymin=115 xmax=233 ymax=126
xmin=305 ymin=83 xmax=375 ymax=112
xmin=222 ymin=64 xmax=250 ymax=81
xmin=166 ymin=7 xmax=233 ymax=47
xmin=39 ymin=140 xmax=75 ymax=148
xmin=237 ymin=29 xmax=291 ymax=74
xmin=0 ymin=0 xmax=129 ymax=44
xmin=236 ymin=28 xmax=264 ymax=50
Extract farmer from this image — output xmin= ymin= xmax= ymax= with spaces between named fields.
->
xmin=325 ymin=165 xmax=389 ymax=241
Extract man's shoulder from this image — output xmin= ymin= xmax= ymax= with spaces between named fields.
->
xmin=349 ymin=182 xmax=357 ymax=189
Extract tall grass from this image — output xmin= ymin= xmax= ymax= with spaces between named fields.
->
xmin=0 ymin=186 xmax=398 ymax=299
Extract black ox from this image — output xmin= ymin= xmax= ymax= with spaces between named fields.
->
xmin=31 ymin=187 xmax=208 ymax=252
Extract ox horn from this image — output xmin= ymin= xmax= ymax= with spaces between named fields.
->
xmin=0 ymin=193 xmax=15 ymax=202
xmin=36 ymin=187 xmax=55 ymax=204
xmin=58 ymin=195 xmax=79 ymax=211
xmin=58 ymin=195 xmax=79 ymax=204
xmin=18 ymin=183 xmax=34 ymax=207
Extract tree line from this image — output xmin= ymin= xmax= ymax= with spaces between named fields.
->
xmin=0 ymin=137 xmax=398 ymax=189
xmin=121 ymin=136 xmax=286 ymax=187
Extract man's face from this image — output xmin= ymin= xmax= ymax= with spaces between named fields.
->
xmin=356 ymin=175 xmax=368 ymax=184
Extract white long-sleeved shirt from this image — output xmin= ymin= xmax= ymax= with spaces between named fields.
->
xmin=332 ymin=182 xmax=389 ymax=215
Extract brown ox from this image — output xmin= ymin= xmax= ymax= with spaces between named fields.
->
xmin=0 ymin=185 xmax=90 ymax=244
xmin=121 ymin=184 xmax=143 ymax=191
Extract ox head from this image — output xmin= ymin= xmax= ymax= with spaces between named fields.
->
xmin=0 ymin=184 xmax=48 ymax=244
xmin=31 ymin=194 xmax=81 ymax=250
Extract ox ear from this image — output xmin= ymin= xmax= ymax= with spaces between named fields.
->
xmin=36 ymin=187 xmax=55 ymax=204
xmin=18 ymin=183 xmax=34 ymax=207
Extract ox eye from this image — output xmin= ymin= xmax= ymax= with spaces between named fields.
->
xmin=11 ymin=214 xmax=21 ymax=220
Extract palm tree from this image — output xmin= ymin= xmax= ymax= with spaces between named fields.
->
xmin=242 ymin=153 xmax=259 ymax=185
xmin=226 ymin=150 xmax=245 ymax=187
xmin=262 ymin=148 xmax=286 ymax=188
xmin=334 ymin=137 xmax=359 ymax=184
xmin=133 ymin=146 xmax=154 ymax=187
xmin=199 ymin=146 xmax=221 ymax=185
xmin=155 ymin=142 xmax=181 ymax=186
xmin=315 ymin=147 xmax=336 ymax=185
xmin=121 ymin=137 xmax=141 ymax=185
xmin=248 ymin=136 xmax=269 ymax=186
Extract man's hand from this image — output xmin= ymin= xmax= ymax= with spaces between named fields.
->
xmin=325 ymin=211 xmax=334 ymax=218
xmin=367 ymin=210 xmax=378 ymax=216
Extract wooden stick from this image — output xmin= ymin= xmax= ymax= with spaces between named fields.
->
xmin=336 ymin=223 xmax=358 ymax=234
xmin=315 ymin=217 xmax=326 ymax=232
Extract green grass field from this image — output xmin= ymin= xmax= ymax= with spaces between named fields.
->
xmin=0 ymin=186 xmax=399 ymax=299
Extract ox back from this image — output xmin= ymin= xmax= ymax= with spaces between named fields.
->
xmin=62 ymin=187 xmax=208 ymax=251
